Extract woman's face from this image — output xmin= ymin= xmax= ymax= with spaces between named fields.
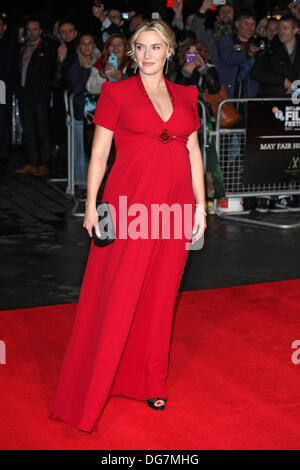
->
xmin=258 ymin=19 xmax=268 ymax=37
xmin=108 ymin=37 xmax=125 ymax=60
xmin=135 ymin=30 xmax=170 ymax=76
xmin=79 ymin=36 xmax=95 ymax=57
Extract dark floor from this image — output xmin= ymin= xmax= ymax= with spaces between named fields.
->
xmin=0 ymin=147 xmax=299 ymax=311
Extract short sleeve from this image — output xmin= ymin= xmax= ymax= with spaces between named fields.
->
xmin=92 ymin=81 xmax=120 ymax=131
xmin=189 ymin=85 xmax=201 ymax=132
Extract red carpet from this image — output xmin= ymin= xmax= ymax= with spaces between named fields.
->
xmin=1 ymin=279 xmax=300 ymax=450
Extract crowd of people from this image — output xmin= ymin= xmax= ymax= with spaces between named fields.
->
xmin=1 ymin=0 xmax=300 ymax=210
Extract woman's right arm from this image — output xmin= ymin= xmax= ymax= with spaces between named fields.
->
xmin=83 ymin=124 xmax=114 ymax=238
xmin=86 ymin=67 xmax=107 ymax=94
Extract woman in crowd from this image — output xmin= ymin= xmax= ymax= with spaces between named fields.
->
xmin=86 ymin=33 xmax=134 ymax=94
xmin=174 ymin=39 xmax=220 ymax=94
xmin=255 ymin=17 xmax=268 ymax=37
xmin=173 ymin=39 xmax=225 ymax=212
xmin=66 ymin=33 xmax=101 ymax=194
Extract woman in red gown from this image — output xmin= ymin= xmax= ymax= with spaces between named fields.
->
xmin=49 ymin=19 xmax=206 ymax=433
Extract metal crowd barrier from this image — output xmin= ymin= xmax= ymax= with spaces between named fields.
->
xmin=11 ymin=94 xmax=22 ymax=146
xmin=47 ymin=90 xmax=72 ymax=194
xmin=47 ymin=91 xmax=87 ymax=212
xmin=211 ymin=97 xmax=300 ymax=229
xmin=66 ymin=92 xmax=207 ymax=218
xmin=11 ymin=90 xmax=207 ymax=219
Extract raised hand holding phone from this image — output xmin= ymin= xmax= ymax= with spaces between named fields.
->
xmin=172 ymin=0 xmax=183 ymax=17
xmin=92 ymin=1 xmax=105 ymax=19
xmin=106 ymin=53 xmax=119 ymax=81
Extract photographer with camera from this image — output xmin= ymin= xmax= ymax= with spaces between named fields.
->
xmin=217 ymin=9 xmax=259 ymax=99
xmin=250 ymin=15 xmax=300 ymax=212
xmin=251 ymin=15 xmax=300 ymax=98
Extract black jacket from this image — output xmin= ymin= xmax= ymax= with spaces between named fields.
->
xmin=0 ymin=32 xmax=17 ymax=102
xmin=174 ymin=63 xmax=221 ymax=95
xmin=53 ymin=37 xmax=78 ymax=91
xmin=66 ymin=54 xmax=92 ymax=121
xmin=15 ymin=37 xmax=57 ymax=102
xmin=250 ymin=35 xmax=300 ymax=97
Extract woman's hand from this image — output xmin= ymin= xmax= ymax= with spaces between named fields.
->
xmin=183 ymin=59 xmax=197 ymax=74
xmin=194 ymin=53 xmax=205 ymax=69
xmin=200 ymin=0 xmax=214 ymax=14
xmin=104 ymin=63 xmax=122 ymax=80
xmin=57 ymin=43 xmax=67 ymax=60
xmin=172 ymin=0 xmax=183 ymax=18
xmin=104 ymin=62 xmax=115 ymax=73
xmin=191 ymin=208 xmax=207 ymax=245
xmin=109 ymin=69 xmax=122 ymax=80
xmin=83 ymin=205 xmax=101 ymax=238
xmin=289 ymin=1 xmax=300 ymax=20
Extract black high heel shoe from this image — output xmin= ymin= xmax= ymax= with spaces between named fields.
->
xmin=147 ymin=398 xmax=167 ymax=410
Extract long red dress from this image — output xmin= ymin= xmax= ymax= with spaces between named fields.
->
xmin=49 ymin=72 xmax=201 ymax=432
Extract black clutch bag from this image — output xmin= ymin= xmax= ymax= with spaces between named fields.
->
xmin=92 ymin=201 xmax=116 ymax=247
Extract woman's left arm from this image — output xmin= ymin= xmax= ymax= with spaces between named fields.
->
xmin=186 ymin=130 xmax=207 ymax=243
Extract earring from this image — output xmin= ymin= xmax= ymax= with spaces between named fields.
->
xmin=134 ymin=60 xmax=138 ymax=74
xmin=165 ymin=57 xmax=169 ymax=75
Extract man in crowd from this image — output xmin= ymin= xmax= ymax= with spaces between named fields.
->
xmin=251 ymin=15 xmax=300 ymax=97
xmin=56 ymin=20 xmax=78 ymax=64
xmin=0 ymin=16 xmax=16 ymax=162
xmin=250 ymin=15 xmax=300 ymax=212
xmin=188 ymin=0 xmax=234 ymax=65
xmin=52 ymin=20 xmax=78 ymax=157
xmin=266 ymin=17 xmax=279 ymax=42
xmin=217 ymin=9 xmax=259 ymax=99
xmin=128 ymin=14 xmax=145 ymax=34
xmin=92 ymin=3 xmax=123 ymax=50
xmin=15 ymin=19 xmax=56 ymax=176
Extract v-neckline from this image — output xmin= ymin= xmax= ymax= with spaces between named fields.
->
xmin=136 ymin=71 xmax=175 ymax=124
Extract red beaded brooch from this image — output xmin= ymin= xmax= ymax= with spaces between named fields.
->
xmin=153 ymin=128 xmax=176 ymax=144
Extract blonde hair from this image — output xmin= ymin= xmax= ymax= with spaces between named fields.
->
xmin=127 ymin=19 xmax=175 ymax=62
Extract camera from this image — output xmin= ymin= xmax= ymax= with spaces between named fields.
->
xmin=250 ymin=35 xmax=272 ymax=58
xmin=251 ymin=35 xmax=267 ymax=50
xmin=186 ymin=53 xmax=195 ymax=63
